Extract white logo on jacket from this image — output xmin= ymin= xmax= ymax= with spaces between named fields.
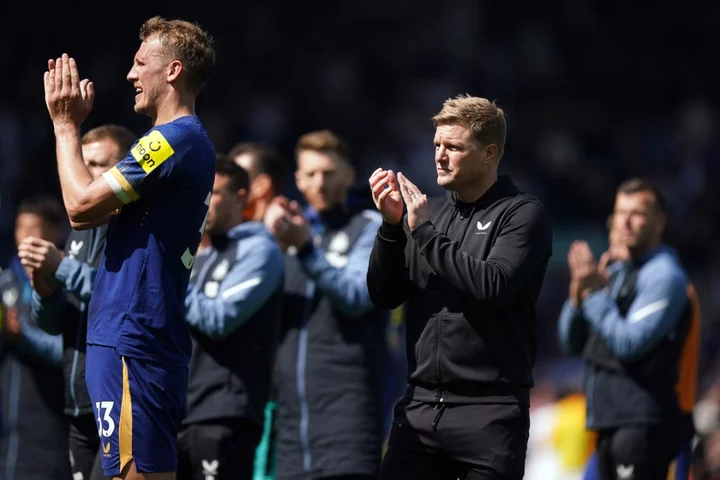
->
xmin=202 ymin=459 xmax=219 ymax=479
xmin=211 ymin=259 xmax=230 ymax=280
xmin=69 ymin=240 xmax=84 ymax=258
xmin=476 ymin=221 xmax=492 ymax=234
xmin=326 ymin=232 xmax=350 ymax=268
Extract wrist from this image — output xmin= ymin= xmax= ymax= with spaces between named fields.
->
xmin=297 ymin=240 xmax=314 ymax=259
xmin=379 ymin=220 xmax=405 ymax=241
xmin=53 ymin=123 xmax=80 ymax=137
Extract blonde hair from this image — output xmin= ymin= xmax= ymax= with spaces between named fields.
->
xmin=295 ymin=129 xmax=351 ymax=164
xmin=431 ymin=94 xmax=507 ymax=162
xmin=139 ymin=16 xmax=215 ymax=94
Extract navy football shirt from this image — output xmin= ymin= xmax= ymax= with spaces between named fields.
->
xmin=88 ymin=116 xmax=215 ymax=367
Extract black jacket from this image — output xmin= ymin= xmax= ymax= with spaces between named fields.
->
xmin=33 ymin=225 xmax=107 ymax=417
xmin=367 ymin=176 xmax=552 ymax=406
xmin=1 ymin=258 xmax=71 ymax=480
xmin=275 ymin=206 xmax=387 ymax=479
xmin=573 ymin=248 xmax=698 ymax=431
xmin=183 ymin=222 xmax=284 ymax=427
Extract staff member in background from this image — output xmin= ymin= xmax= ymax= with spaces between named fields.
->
xmin=0 ymin=196 xmax=71 ymax=480
xmin=265 ymin=129 xmax=387 ymax=480
xmin=179 ymin=154 xmax=284 ymax=480
xmin=230 ymin=141 xmax=289 ymax=221
xmin=228 ymin=141 xmax=289 ymax=480
xmin=21 ymin=124 xmax=136 ymax=480
xmin=559 ymin=178 xmax=700 ymax=480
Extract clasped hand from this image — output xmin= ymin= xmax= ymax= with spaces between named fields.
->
xmin=368 ymin=168 xmax=428 ymax=231
xmin=264 ymin=197 xmax=311 ymax=252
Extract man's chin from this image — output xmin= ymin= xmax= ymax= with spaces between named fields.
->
xmin=133 ymin=102 xmax=149 ymax=115
xmin=436 ymin=175 xmax=455 ymax=189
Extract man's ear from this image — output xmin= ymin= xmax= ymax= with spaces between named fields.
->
xmin=236 ymin=188 xmax=248 ymax=209
xmin=655 ymin=211 xmax=667 ymax=238
xmin=344 ymin=164 xmax=356 ymax=189
xmin=484 ymin=144 xmax=499 ymax=166
xmin=167 ymin=60 xmax=183 ymax=83
xmin=252 ymin=173 xmax=273 ymax=199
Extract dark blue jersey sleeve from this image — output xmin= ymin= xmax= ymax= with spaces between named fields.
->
xmin=101 ymin=123 xmax=188 ymax=204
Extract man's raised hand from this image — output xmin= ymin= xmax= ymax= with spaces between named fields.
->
xmin=397 ymin=172 xmax=429 ymax=231
xmin=369 ymin=168 xmax=403 ymax=225
xmin=44 ymin=54 xmax=94 ymax=128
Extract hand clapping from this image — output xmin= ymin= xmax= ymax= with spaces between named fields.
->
xmin=368 ymin=169 xmax=428 ymax=231
xmin=44 ymin=53 xmax=95 ymax=128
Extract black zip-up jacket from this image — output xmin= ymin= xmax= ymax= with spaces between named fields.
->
xmin=183 ymin=222 xmax=284 ymax=427
xmin=367 ymin=176 xmax=552 ymax=406
xmin=32 ymin=226 xmax=107 ymax=417
xmin=275 ymin=206 xmax=387 ymax=479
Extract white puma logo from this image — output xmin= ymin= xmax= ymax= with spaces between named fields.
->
xmin=476 ymin=221 xmax=492 ymax=234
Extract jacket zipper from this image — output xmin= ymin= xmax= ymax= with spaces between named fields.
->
xmin=70 ymin=324 xmax=82 ymax=416
xmin=5 ymin=359 xmax=22 ymax=480
xmin=297 ymin=280 xmax=316 ymax=472
xmin=435 ymin=311 xmax=444 ymax=398
xmin=434 ymin=206 xmax=472 ymax=402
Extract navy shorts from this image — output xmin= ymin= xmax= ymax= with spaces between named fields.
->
xmin=85 ymin=345 xmax=187 ymax=476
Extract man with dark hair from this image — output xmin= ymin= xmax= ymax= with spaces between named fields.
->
xmin=265 ymin=129 xmax=387 ymax=480
xmin=179 ymin=154 xmax=284 ymax=480
xmin=20 ymin=124 xmax=135 ymax=480
xmin=230 ymin=142 xmax=289 ymax=221
xmin=0 ymin=196 xmax=70 ymax=480
xmin=559 ymin=178 xmax=699 ymax=480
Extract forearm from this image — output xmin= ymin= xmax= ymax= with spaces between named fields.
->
xmin=581 ymin=268 xmax=688 ymax=361
xmin=32 ymin=290 xmax=66 ymax=335
xmin=17 ymin=323 xmax=63 ymax=367
xmin=55 ymin=125 xmax=94 ymax=219
xmin=411 ymin=222 xmax=541 ymax=304
xmin=367 ymin=222 xmax=411 ymax=309
xmin=56 ymin=256 xmax=97 ymax=302
xmin=411 ymin=202 xmax=551 ymax=305
xmin=69 ymin=215 xmax=112 ymax=231
xmin=186 ymin=242 xmax=284 ymax=338
xmin=300 ymin=245 xmax=373 ymax=317
xmin=558 ymin=299 xmax=589 ymax=355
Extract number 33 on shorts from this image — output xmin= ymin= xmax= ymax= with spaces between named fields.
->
xmin=96 ymin=401 xmax=116 ymax=438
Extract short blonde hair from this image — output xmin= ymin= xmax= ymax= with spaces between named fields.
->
xmin=139 ymin=16 xmax=215 ymax=94
xmin=431 ymin=94 xmax=507 ymax=161
xmin=295 ymin=129 xmax=351 ymax=165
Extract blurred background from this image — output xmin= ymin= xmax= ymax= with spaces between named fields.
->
xmin=2 ymin=1 xmax=719 ymax=477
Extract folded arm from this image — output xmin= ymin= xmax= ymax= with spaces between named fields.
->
xmin=411 ymin=200 xmax=552 ymax=305
xmin=582 ymin=256 xmax=689 ymax=361
xmin=185 ymin=237 xmax=284 ymax=339
xmin=558 ymin=299 xmax=590 ymax=355
xmin=16 ymin=320 xmax=63 ymax=367
xmin=367 ymin=221 xmax=412 ymax=310
xmin=300 ymin=215 xmax=381 ymax=318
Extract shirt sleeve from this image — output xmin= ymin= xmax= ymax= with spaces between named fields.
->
xmin=101 ymin=124 xmax=186 ymax=204
xmin=185 ymin=236 xmax=285 ymax=339
xmin=557 ymin=299 xmax=590 ymax=355
xmin=299 ymin=214 xmax=380 ymax=318
xmin=411 ymin=200 xmax=553 ymax=305
xmin=581 ymin=255 xmax=689 ymax=361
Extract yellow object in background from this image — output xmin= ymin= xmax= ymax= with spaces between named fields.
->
xmin=551 ymin=393 xmax=596 ymax=472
